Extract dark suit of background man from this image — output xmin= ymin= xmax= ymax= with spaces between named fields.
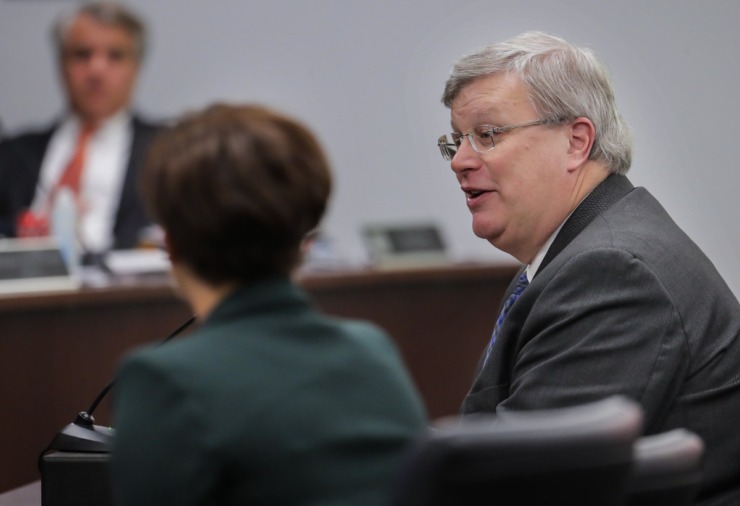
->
xmin=437 ymin=31 xmax=740 ymax=506
xmin=0 ymin=1 xmax=158 ymax=253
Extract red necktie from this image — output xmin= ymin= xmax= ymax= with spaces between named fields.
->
xmin=16 ymin=126 xmax=94 ymax=238
xmin=57 ymin=125 xmax=93 ymax=196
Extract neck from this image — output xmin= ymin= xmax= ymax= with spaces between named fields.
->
xmin=568 ymin=161 xmax=611 ymax=212
xmin=75 ymin=114 xmax=104 ymax=132
xmin=508 ymin=162 xmax=611 ymax=265
xmin=171 ymin=263 xmax=238 ymax=320
xmin=73 ymin=108 xmax=127 ymax=131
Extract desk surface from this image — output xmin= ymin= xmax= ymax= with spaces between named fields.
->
xmin=0 ymin=482 xmax=39 ymax=506
xmin=0 ymin=262 xmax=514 ymax=310
xmin=0 ymin=273 xmax=177 ymax=312
xmin=0 ymin=261 xmax=518 ymax=493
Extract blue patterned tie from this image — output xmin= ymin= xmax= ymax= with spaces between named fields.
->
xmin=484 ymin=271 xmax=529 ymax=364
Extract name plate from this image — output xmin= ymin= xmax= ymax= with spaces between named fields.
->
xmin=0 ymin=238 xmax=79 ymax=295
xmin=363 ymin=223 xmax=449 ymax=269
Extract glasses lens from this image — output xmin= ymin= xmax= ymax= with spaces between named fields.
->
xmin=438 ymin=135 xmax=456 ymax=161
xmin=472 ymin=126 xmax=495 ymax=151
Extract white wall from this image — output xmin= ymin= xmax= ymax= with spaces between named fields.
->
xmin=2 ymin=0 xmax=740 ymax=294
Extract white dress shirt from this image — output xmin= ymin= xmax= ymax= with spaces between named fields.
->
xmin=33 ymin=110 xmax=133 ymax=253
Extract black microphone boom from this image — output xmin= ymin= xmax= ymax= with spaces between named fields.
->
xmin=42 ymin=315 xmax=197 ymax=454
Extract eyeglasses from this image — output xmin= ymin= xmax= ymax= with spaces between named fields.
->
xmin=437 ymin=117 xmax=566 ymax=161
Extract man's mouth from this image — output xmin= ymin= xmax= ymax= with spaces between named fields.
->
xmin=463 ymin=188 xmax=491 ymax=203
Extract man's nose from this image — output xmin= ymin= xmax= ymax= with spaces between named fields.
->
xmin=450 ymin=136 xmax=481 ymax=174
xmin=87 ymin=52 xmax=110 ymax=73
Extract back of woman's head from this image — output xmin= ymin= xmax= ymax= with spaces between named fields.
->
xmin=142 ymin=103 xmax=332 ymax=285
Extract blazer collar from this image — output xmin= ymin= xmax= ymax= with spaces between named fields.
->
xmin=204 ymin=277 xmax=309 ymax=325
xmin=537 ymin=174 xmax=634 ymax=276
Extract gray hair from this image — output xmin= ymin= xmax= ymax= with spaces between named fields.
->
xmin=52 ymin=1 xmax=147 ymax=61
xmin=442 ymin=31 xmax=632 ymax=174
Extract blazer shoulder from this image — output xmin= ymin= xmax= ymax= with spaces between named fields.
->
xmin=0 ymin=124 xmax=55 ymax=151
xmin=0 ymin=125 xmax=55 ymax=185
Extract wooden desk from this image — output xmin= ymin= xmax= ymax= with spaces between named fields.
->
xmin=0 ymin=262 xmax=518 ymax=493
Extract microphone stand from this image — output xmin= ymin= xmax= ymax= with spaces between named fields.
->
xmin=41 ymin=315 xmax=197 ymax=455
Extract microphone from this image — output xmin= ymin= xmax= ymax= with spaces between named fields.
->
xmin=41 ymin=315 xmax=197 ymax=455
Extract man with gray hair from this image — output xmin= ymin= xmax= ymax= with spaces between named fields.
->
xmin=438 ymin=31 xmax=739 ymax=505
xmin=0 ymin=1 xmax=158 ymax=254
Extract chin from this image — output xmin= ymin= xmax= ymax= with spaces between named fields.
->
xmin=471 ymin=219 xmax=503 ymax=243
xmin=75 ymin=100 xmax=119 ymax=120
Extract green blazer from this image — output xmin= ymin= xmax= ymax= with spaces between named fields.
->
xmin=111 ymin=278 xmax=426 ymax=506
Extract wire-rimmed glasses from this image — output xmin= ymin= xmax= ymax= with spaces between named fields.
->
xmin=437 ymin=117 xmax=567 ymax=161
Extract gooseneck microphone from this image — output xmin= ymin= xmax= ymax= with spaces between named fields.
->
xmin=41 ymin=315 xmax=197 ymax=456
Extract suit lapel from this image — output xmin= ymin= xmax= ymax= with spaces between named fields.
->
xmin=463 ymin=174 xmax=635 ymax=414
xmin=10 ymin=128 xmax=54 ymax=208
xmin=112 ymin=116 xmax=158 ymax=247
xmin=115 ymin=116 xmax=144 ymax=221
xmin=14 ymin=127 xmax=53 ymax=173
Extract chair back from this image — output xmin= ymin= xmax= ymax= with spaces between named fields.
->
xmin=625 ymin=429 xmax=704 ymax=506
xmin=392 ymin=396 xmax=644 ymax=506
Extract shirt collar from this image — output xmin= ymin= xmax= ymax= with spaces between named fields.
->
xmin=526 ymin=222 xmax=563 ymax=281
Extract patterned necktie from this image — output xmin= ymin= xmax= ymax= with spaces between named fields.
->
xmin=484 ymin=271 xmax=529 ymax=364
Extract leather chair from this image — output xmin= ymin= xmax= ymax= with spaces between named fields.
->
xmin=625 ymin=428 xmax=704 ymax=506
xmin=391 ymin=396 xmax=643 ymax=506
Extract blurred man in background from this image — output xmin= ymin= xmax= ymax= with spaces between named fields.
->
xmin=0 ymin=1 xmax=159 ymax=254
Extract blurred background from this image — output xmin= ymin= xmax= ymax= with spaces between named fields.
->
xmin=2 ymin=0 xmax=739 ymax=293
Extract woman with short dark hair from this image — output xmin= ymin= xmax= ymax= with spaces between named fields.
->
xmin=111 ymin=103 xmax=426 ymax=506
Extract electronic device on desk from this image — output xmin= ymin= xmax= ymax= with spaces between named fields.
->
xmin=0 ymin=237 xmax=79 ymax=296
xmin=363 ymin=223 xmax=450 ymax=270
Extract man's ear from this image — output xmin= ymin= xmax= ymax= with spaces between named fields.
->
xmin=567 ymin=117 xmax=596 ymax=171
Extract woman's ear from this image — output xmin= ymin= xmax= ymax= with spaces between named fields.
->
xmin=567 ymin=117 xmax=596 ymax=171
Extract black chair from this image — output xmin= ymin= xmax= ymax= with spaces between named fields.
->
xmin=391 ymin=396 xmax=643 ymax=506
xmin=625 ymin=429 xmax=704 ymax=506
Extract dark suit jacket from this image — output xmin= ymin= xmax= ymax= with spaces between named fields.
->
xmin=111 ymin=279 xmax=427 ymax=506
xmin=463 ymin=174 xmax=740 ymax=506
xmin=0 ymin=115 xmax=160 ymax=249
